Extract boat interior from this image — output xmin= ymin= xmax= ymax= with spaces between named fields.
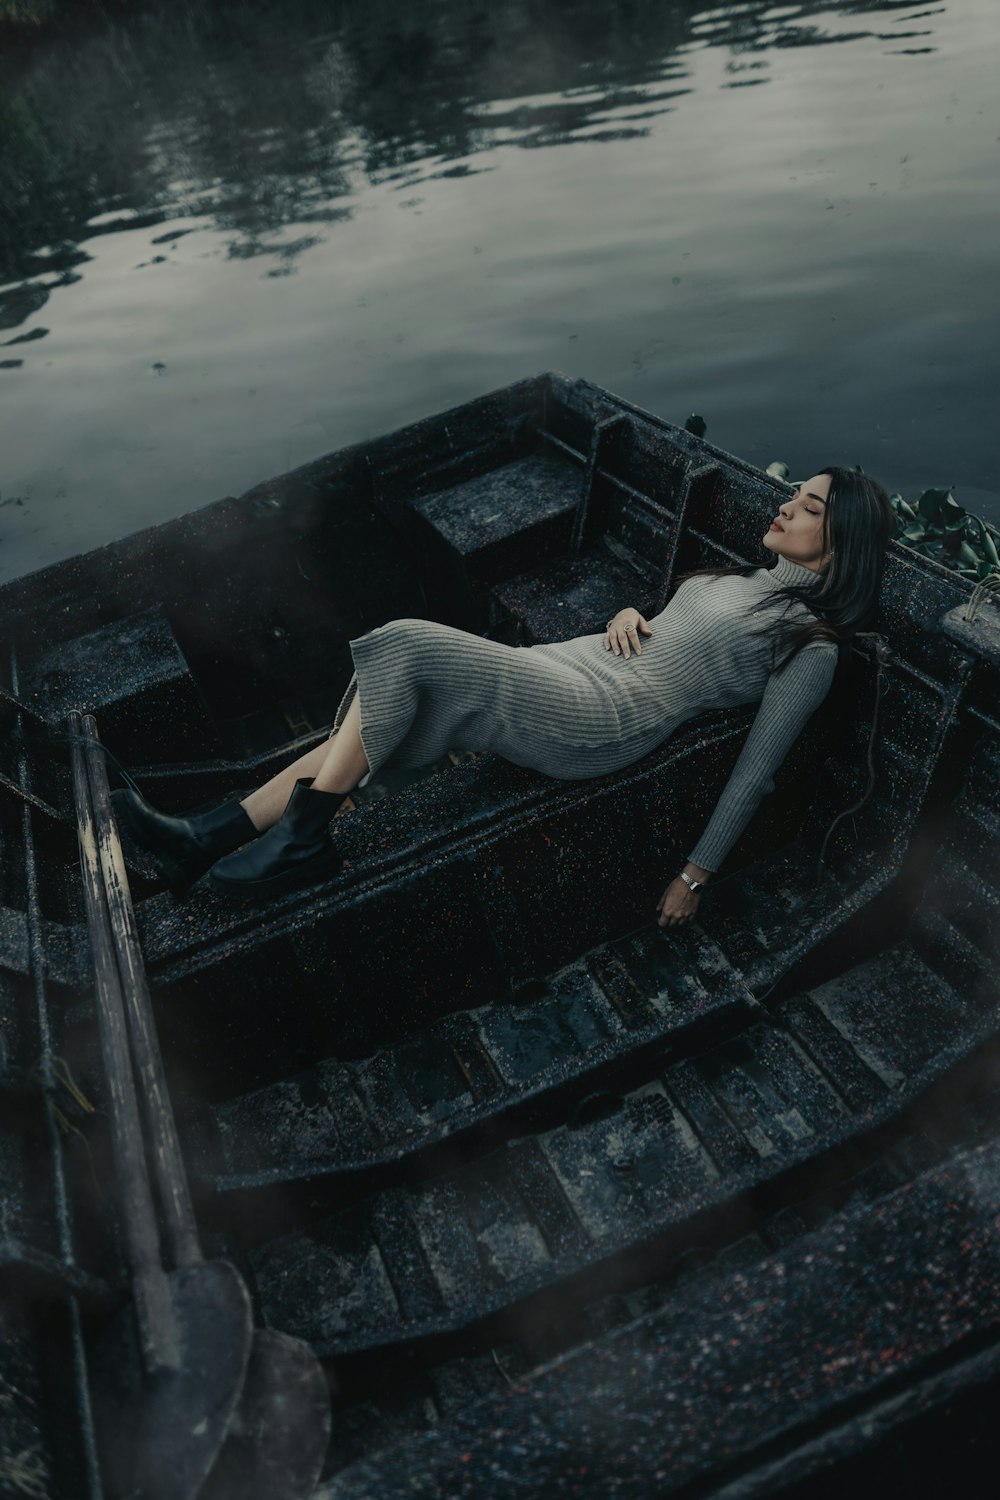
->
xmin=1 ymin=371 xmax=998 ymax=1498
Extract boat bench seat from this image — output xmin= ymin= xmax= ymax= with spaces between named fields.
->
xmin=411 ymin=450 xmax=581 ymax=587
xmin=21 ymin=605 xmax=219 ymax=764
xmin=325 ymin=1134 xmax=1000 ymax=1491
xmin=410 ymin=429 xmax=685 ymax=639
xmin=490 ymin=541 xmax=660 ymax=642
xmin=483 ymin=448 xmax=704 ymax=643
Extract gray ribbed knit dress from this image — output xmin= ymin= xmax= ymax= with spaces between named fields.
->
xmin=330 ymin=551 xmax=838 ymax=872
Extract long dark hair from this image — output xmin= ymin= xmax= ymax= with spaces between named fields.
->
xmin=675 ymin=466 xmax=896 ymax=670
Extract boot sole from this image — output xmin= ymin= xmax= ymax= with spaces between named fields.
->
xmin=205 ymin=849 xmax=344 ymax=901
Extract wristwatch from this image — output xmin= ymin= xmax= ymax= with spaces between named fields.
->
xmin=678 ymin=871 xmax=708 ymax=892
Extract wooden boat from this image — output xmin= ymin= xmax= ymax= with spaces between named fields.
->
xmin=1 ymin=371 xmax=997 ymax=1498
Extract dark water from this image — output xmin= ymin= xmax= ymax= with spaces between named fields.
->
xmin=1 ymin=0 xmax=997 ymax=584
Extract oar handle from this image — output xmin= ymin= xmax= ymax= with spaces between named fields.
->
xmin=80 ymin=713 xmax=203 ymax=1272
xmin=68 ymin=712 xmax=179 ymax=1376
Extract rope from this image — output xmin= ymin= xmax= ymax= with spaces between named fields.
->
xmin=965 ymin=573 xmax=1000 ymax=622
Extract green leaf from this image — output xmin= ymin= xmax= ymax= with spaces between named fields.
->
xmin=916 ymin=487 xmax=951 ymax=522
xmin=766 ymin=461 xmax=790 ymax=480
xmin=902 ymin=524 xmax=927 ymax=542
xmin=982 ymin=530 xmax=1000 ymax=568
xmin=958 ymin=540 xmax=981 ymax=568
xmin=685 ymin=413 xmax=707 ymax=437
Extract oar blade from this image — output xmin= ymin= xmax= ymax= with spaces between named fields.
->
xmin=199 ymin=1329 xmax=332 ymax=1500
xmin=91 ymin=1260 xmax=253 ymax=1500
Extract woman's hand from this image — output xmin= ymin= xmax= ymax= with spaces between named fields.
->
xmin=604 ymin=610 xmax=652 ymax=658
xmin=656 ymin=876 xmax=701 ymax=927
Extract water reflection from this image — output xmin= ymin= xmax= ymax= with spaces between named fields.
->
xmin=2 ymin=1 xmax=685 ymax=283
xmin=0 ymin=0 xmax=945 ymax=291
xmin=0 ymin=0 xmax=996 ymax=580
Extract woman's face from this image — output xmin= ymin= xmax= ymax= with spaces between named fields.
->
xmin=762 ymin=472 xmax=833 ymax=571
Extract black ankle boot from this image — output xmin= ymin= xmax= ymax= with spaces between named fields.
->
xmin=206 ymin=778 xmax=346 ymax=900
xmin=111 ymin=787 xmax=258 ymax=894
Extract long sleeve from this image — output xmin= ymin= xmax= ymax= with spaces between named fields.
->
xmin=687 ymin=643 xmax=838 ymax=872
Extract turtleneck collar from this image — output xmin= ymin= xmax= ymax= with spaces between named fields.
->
xmin=764 ymin=550 xmax=826 ymax=590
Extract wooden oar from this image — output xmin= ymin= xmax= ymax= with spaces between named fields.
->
xmin=78 ymin=712 xmax=332 ymax=1500
xmin=69 ymin=712 xmax=253 ymax=1500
